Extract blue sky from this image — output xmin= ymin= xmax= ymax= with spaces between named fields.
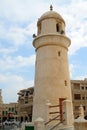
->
xmin=0 ymin=0 xmax=87 ymax=103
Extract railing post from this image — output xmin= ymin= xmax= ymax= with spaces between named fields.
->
xmin=59 ymin=98 xmax=65 ymax=123
xmin=45 ymin=100 xmax=51 ymax=122
xmin=62 ymin=100 xmax=74 ymax=126
xmin=34 ymin=117 xmax=45 ymax=130
xmin=60 ymin=102 xmax=63 ymax=122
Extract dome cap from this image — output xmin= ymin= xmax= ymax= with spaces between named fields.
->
xmin=38 ymin=5 xmax=65 ymax=25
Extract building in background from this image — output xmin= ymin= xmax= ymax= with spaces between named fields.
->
xmin=17 ymin=78 xmax=87 ymax=121
xmin=0 ymin=87 xmax=34 ymax=123
xmin=71 ymin=78 xmax=87 ymax=119
xmin=17 ymin=87 xmax=34 ymax=122
xmin=2 ymin=103 xmax=18 ymax=122
xmin=1 ymin=78 xmax=87 ymax=122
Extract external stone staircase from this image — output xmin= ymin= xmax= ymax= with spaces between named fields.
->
xmin=45 ymin=123 xmax=74 ymax=130
xmin=45 ymin=100 xmax=74 ymax=130
xmin=19 ymin=103 xmax=87 ymax=130
xmin=20 ymin=100 xmax=74 ymax=130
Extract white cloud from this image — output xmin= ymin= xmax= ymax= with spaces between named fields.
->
xmin=69 ymin=64 xmax=75 ymax=78
xmin=73 ymin=75 xmax=87 ymax=80
xmin=26 ymin=22 xmax=37 ymax=36
xmin=6 ymin=27 xmax=28 ymax=47
xmin=6 ymin=22 xmax=37 ymax=47
xmin=0 ymin=0 xmax=86 ymax=53
xmin=63 ymin=0 xmax=87 ymax=55
xmin=0 ymin=21 xmax=7 ymax=39
xmin=0 ymin=47 xmax=17 ymax=55
xmin=0 ymin=74 xmax=34 ymax=103
xmin=0 ymin=54 xmax=35 ymax=71
xmin=0 ymin=20 xmax=37 ymax=48
xmin=0 ymin=0 xmax=48 ymax=22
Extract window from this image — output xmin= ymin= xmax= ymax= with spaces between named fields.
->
xmin=6 ymin=111 xmax=8 ymax=115
xmin=73 ymin=83 xmax=80 ymax=89
xmin=75 ymin=106 xmax=79 ymax=110
xmin=56 ymin=23 xmax=59 ymax=32
xmin=65 ymin=80 xmax=67 ymax=86
xmin=81 ymin=86 xmax=84 ymax=90
xmin=24 ymin=98 xmax=28 ymax=104
xmin=2 ymin=111 xmax=4 ymax=116
xmin=12 ymin=107 xmax=14 ymax=112
xmin=74 ymin=94 xmax=81 ymax=100
xmin=38 ymin=23 xmax=41 ymax=34
xmin=83 ymin=106 xmax=86 ymax=110
xmin=29 ymin=89 xmax=34 ymax=95
xmin=82 ymin=96 xmax=85 ymax=100
xmin=25 ymin=92 xmax=28 ymax=96
xmin=15 ymin=111 xmax=17 ymax=114
xmin=58 ymin=51 xmax=61 ymax=56
xmin=25 ymin=100 xmax=28 ymax=104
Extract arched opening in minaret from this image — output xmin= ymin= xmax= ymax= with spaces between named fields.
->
xmin=65 ymin=80 xmax=67 ymax=86
xmin=56 ymin=23 xmax=59 ymax=32
xmin=58 ymin=51 xmax=61 ymax=56
xmin=38 ymin=23 xmax=41 ymax=35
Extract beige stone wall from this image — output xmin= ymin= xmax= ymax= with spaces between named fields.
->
xmin=71 ymin=79 xmax=87 ymax=119
xmin=40 ymin=18 xmax=65 ymax=35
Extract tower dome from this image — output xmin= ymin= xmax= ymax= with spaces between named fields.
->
xmin=37 ymin=5 xmax=65 ymax=36
xmin=38 ymin=6 xmax=65 ymax=24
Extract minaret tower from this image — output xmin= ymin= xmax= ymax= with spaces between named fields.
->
xmin=32 ymin=6 xmax=73 ymax=121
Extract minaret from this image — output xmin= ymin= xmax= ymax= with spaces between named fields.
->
xmin=32 ymin=6 xmax=73 ymax=121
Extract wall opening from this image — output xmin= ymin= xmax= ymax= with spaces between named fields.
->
xmin=58 ymin=51 xmax=61 ymax=56
xmin=65 ymin=80 xmax=67 ymax=86
xmin=56 ymin=23 xmax=59 ymax=32
xmin=38 ymin=23 xmax=41 ymax=35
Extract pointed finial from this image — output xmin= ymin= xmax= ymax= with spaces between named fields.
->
xmin=50 ymin=5 xmax=53 ymax=11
